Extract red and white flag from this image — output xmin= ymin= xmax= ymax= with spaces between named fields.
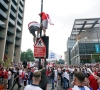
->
xmin=28 ymin=21 xmax=40 ymax=28
xmin=45 ymin=14 xmax=54 ymax=25
xmin=39 ymin=12 xmax=54 ymax=25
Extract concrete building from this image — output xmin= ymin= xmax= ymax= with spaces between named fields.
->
xmin=64 ymin=51 xmax=67 ymax=63
xmin=0 ymin=0 xmax=25 ymax=62
xmin=68 ymin=18 xmax=100 ymax=65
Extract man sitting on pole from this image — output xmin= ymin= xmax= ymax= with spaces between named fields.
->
xmin=28 ymin=21 xmax=40 ymax=44
xmin=39 ymin=12 xmax=54 ymax=36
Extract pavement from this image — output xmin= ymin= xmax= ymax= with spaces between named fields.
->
xmin=12 ymin=78 xmax=73 ymax=90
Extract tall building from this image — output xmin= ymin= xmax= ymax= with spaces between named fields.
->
xmin=67 ymin=18 xmax=100 ymax=65
xmin=67 ymin=37 xmax=76 ymax=64
xmin=0 ymin=0 xmax=25 ymax=62
xmin=64 ymin=51 xmax=67 ymax=62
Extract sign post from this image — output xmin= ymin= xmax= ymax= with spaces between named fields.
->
xmin=38 ymin=0 xmax=43 ymax=69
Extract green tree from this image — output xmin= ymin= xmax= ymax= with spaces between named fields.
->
xmin=20 ymin=49 xmax=35 ymax=62
xmin=0 ymin=56 xmax=12 ymax=68
xmin=92 ymin=53 xmax=100 ymax=62
xmin=21 ymin=51 xmax=26 ymax=60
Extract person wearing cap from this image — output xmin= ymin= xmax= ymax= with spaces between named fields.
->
xmin=28 ymin=21 xmax=40 ymax=44
xmin=24 ymin=70 xmax=42 ymax=90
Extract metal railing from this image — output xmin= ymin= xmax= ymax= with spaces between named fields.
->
xmin=16 ymin=33 xmax=21 ymax=38
xmin=6 ymin=36 xmax=13 ymax=42
xmin=3 ymin=0 xmax=9 ymax=3
xmin=8 ymin=27 xmax=14 ymax=34
xmin=18 ymin=18 xmax=22 ymax=24
xmin=0 ymin=32 xmax=5 ymax=39
xmin=0 ymin=20 xmax=6 ymax=29
xmin=9 ymin=18 xmax=15 ymax=26
xmin=0 ymin=9 xmax=7 ymax=19
xmin=18 ymin=11 xmax=23 ymax=18
xmin=11 ymin=1 xmax=17 ymax=11
xmin=20 ymin=0 xmax=24 ymax=6
xmin=17 ymin=25 xmax=21 ymax=31
xmin=10 ymin=9 xmax=16 ymax=18
xmin=14 ymin=0 xmax=18 ymax=5
xmin=19 ymin=4 xmax=23 ymax=11
xmin=0 ymin=0 xmax=8 ymax=10
xmin=15 ymin=41 xmax=20 ymax=46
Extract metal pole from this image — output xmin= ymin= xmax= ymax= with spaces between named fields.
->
xmin=39 ymin=0 xmax=43 ymax=69
xmin=40 ymin=0 xmax=43 ymax=36
xmin=44 ymin=58 xmax=46 ymax=69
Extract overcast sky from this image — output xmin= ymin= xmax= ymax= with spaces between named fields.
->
xmin=21 ymin=0 xmax=100 ymax=58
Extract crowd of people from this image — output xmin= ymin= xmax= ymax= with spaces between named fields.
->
xmin=0 ymin=62 xmax=100 ymax=90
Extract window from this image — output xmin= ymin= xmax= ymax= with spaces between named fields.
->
xmin=5 ymin=45 xmax=8 ymax=54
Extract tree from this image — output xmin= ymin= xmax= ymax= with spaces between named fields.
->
xmin=0 ymin=56 xmax=12 ymax=68
xmin=20 ymin=49 xmax=35 ymax=62
xmin=92 ymin=53 xmax=100 ymax=62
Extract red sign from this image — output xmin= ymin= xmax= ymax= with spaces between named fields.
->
xmin=34 ymin=38 xmax=46 ymax=58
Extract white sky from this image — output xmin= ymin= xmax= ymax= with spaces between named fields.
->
xmin=21 ymin=0 xmax=100 ymax=58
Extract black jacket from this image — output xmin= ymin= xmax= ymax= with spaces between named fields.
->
xmin=50 ymin=71 xmax=54 ymax=79
xmin=28 ymin=72 xmax=33 ymax=80
xmin=39 ymin=68 xmax=48 ymax=88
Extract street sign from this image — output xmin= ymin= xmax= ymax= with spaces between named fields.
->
xmin=34 ymin=38 xmax=46 ymax=58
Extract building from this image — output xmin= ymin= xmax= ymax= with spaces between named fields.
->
xmin=67 ymin=18 xmax=100 ymax=65
xmin=64 ymin=51 xmax=67 ymax=63
xmin=0 ymin=0 xmax=25 ymax=62
xmin=47 ymin=50 xmax=61 ymax=61
xmin=71 ymin=40 xmax=100 ymax=65
xmin=67 ymin=37 xmax=76 ymax=64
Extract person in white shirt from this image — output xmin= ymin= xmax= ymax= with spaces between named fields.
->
xmin=62 ymin=69 xmax=69 ymax=89
xmin=69 ymin=72 xmax=90 ymax=90
xmin=58 ymin=67 xmax=61 ymax=77
xmin=19 ymin=67 xmax=23 ymax=87
xmin=54 ymin=68 xmax=58 ymax=87
xmin=24 ymin=70 xmax=42 ymax=90
xmin=8 ymin=68 xmax=12 ymax=89
xmin=28 ymin=21 xmax=40 ymax=44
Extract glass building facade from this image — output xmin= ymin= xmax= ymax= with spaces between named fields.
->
xmin=71 ymin=41 xmax=100 ymax=65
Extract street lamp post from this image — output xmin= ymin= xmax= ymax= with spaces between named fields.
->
xmin=38 ymin=0 xmax=43 ymax=69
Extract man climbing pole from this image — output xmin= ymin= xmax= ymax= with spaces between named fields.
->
xmin=28 ymin=21 xmax=40 ymax=45
xmin=39 ymin=12 xmax=54 ymax=36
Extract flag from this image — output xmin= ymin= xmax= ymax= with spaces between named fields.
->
xmin=45 ymin=14 xmax=54 ymax=25
xmin=39 ymin=12 xmax=54 ymax=25
xmin=28 ymin=21 xmax=40 ymax=28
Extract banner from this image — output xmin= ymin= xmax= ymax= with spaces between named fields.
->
xmin=95 ymin=44 xmax=100 ymax=53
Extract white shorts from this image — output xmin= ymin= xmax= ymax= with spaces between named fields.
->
xmin=42 ymin=20 xmax=48 ymax=29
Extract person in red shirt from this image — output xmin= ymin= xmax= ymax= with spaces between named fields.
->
xmin=87 ymin=72 xmax=98 ymax=90
xmin=0 ymin=68 xmax=3 ymax=84
xmin=39 ymin=12 xmax=49 ymax=36
xmin=4 ymin=68 xmax=8 ymax=89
